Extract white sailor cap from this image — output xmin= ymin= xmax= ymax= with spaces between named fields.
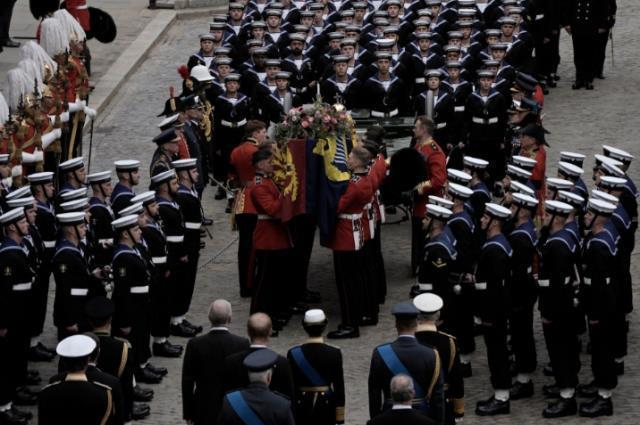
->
xmin=60 ymin=187 xmax=88 ymax=201
xmin=603 ymin=145 xmax=633 ymax=164
xmin=447 ymin=168 xmax=472 ymax=185
xmin=5 ymin=186 xmax=32 ymax=201
xmin=544 ymin=199 xmax=573 ymax=216
xmin=6 ymin=195 xmax=35 ymax=209
xmin=508 ymin=180 xmax=534 ymax=196
xmin=599 ymin=160 xmax=625 ymax=178
xmin=114 ymin=160 xmax=140 ymax=171
xmin=546 ymin=177 xmax=574 ymax=191
xmin=151 ymin=169 xmax=177 ymax=186
xmin=112 ymin=214 xmax=139 ymax=231
xmin=506 ymin=164 xmax=531 ymax=180
xmin=594 ymin=153 xmax=622 ymax=167
xmin=27 ymin=171 xmax=54 ymax=184
xmin=0 ymin=154 xmax=9 ymax=164
xmin=484 ymin=202 xmax=511 ymax=219
xmin=587 ymin=198 xmax=616 ymax=216
xmin=590 ymin=189 xmax=618 ymax=204
xmin=56 ymin=211 xmax=86 ymax=225
xmin=511 ymin=192 xmax=538 ymax=210
xmin=0 ymin=208 xmax=25 ymax=225
xmin=463 ymin=156 xmax=488 ymax=171
xmin=119 ymin=202 xmax=144 ymax=216
xmin=376 ymin=38 xmax=395 ymax=48
xmin=447 ymin=182 xmax=473 ymax=200
xmin=158 ymin=113 xmax=180 ymax=129
xmin=303 ymin=309 xmax=327 ymax=324
xmin=428 ymin=195 xmax=453 ymax=209
xmin=557 ymin=190 xmax=585 ymax=208
xmin=557 ymin=161 xmax=584 ymax=178
xmin=413 ymin=292 xmax=443 ymax=314
xmin=56 ymin=334 xmax=96 ymax=358
xmin=511 ymin=155 xmax=536 ymax=171
xmin=172 ymin=158 xmax=198 ymax=170
xmin=559 ymin=151 xmax=585 ymax=166
xmin=426 ymin=203 xmax=453 ymax=220
xmin=131 ymin=191 xmax=156 ymax=206
xmin=60 ymin=198 xmax=89 ymax=212
xmin=598 ymin=175 xmax=627 ymax=190
xmin=87 ymin=171 xmax=112 ymax=184
xmin=59 ymin=157 xmax=85 ymax=172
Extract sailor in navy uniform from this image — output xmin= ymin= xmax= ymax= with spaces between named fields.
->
xmin=414 ymin=293 xmax=465 ymax=424
xmin=462 ymin=156 xmax=491 ymax=223
xmin=150 ymin=128 xmax=180 ymax=178
xmin=557 ymin=161 xmax=588 ymax=200
xmin=252 ymin=58 xmax=282 ymax=122
xmin=218 ymin=349 xmax=295 ymax=425
xmin=601 ymin=145 xmax=638 ymax=235
xmin=368 ymin=302 xmax=444 ymax=423
xmin=281 ymin=34 xmax=317 ymax=103
xmin=264 ymin=9 xmax=290 ymax=53
xmin=264 ymin=72 xmax=303 ymax=127
xmin=442 ymin=61 xmax=472 ymax=148
xmin=151 ymin=170 xmax=201 ymax=338
xmin=401 ymin=32 xmax=445 ymax=96
xmin=319 ymin=55 xmax=362 ymax=110
xmin=546 ymin=177 xmax=574 ymax=201
xmin=87 ymin=171 xmax=115 ymax=272
xmin=416 ymin=70 xmax=455 ymax=152
xmin=537 ymin=200 xmax=581 ymax=418
xmin=507 ymin=193 xmax=539 ymax=400
xmin=111 ymin=160 xmax=140 ymax=216
xmin=576 ymin=198 xmax=618 ymax=417
xmin=187 ymin=33 xmax=218 ymax=72
xmin=52 ymin=212 xmax=104 ymax=340
xmin=474 ymin=203 xmax=513 ymax=416
xmin=173 ymin=159 xmax=203 ymax=337
xmin=363 ymin=52 xmax=410 ymax=118
xmin=57 ymin=157 xmax=86 ymax=207
xmin=0 ymin=208 xmax=38 ymax=422
xmin=287 ymin=309 xmax=346 ymax=425
xmin=38 ymin=335 xmax=116 ymax=425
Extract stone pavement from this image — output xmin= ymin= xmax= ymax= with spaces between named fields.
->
xmin=23 ymin=1 xmax=640 ymax=424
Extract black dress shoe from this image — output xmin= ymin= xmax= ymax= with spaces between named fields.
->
xmin=303 ymin=290 xmax=322 ymax=303
xmin=132 ymin=402 xmax=151 ymax=420
xmin=327 ymin=326 xmax=360 ymax=339
xmin=543 ymin=364 xmax=554 ymax=376
xmin=585 ymin=82 xmax=594 ymax=90
xmin=3 ymin=39 xmax=20 ymax=48
xmin=579 ymin=395 xmax=613 ymax=417
xmin=461 ymin=362 xmax=472 ymax=378
xmin=510 ymin=381 xmax=533 ymax=400
xmin=475 ymin=396 xmax=510 ymax=416
xmin=543 ymin=384 xmax=561 ymax=398
xmin=360 ymin=316 xmax=378 ymax=326
xmin=153 ymin=341 xmax=183 ymax=357
xmin=0 ymin=408 xmax=27 ymax=425
xmin=28 ymin=343 xmax=55 ymax=361
xmin=202 ymin=217 xmax=213 ymax=226
xmin=543 ymin=397 xmax=577 ymax=418
xmin=13 ymin=388 xmax=38 ymax=406
xmin=133 ymin=385 xmax=154 ymax=402
xmin=182 ymin=319 xmax=202 ymax=334
xmin=615 ymin=361 xmax=624 ymax=376
xmin=170 ymin=322 xmax=198 ymax=338
xmin=135 ymin=367 xmax=163 ymax=384
xmin=577 ymin=382 xmax=597 ymax=398
xmin=145 ymin=363 xmax=168 ymax=376
xmin=571 ymin=81 xmax=584 ymax=90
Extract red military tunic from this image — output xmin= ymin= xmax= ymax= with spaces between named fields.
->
xmin=327 ymin=173 xmax=374 ymax=251
xmin=412 ymin=139 xmax=447 ymax=218
xmin=250 ymin=173 xmax=291 ymax=250
xmin=230 ymin=138 xmax=260 ymax=214
xmin=370 ymin=154 xmax=387 ymax=225
xmin=66 ymin=0 xmax=91 ymax=31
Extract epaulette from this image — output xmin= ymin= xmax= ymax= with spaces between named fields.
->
xmin=438 ymin=330 xmax=457 ymax=341
xmin=114 ymin=336 xmax=132 ymax=348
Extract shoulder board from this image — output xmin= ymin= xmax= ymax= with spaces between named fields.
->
xmin=438 ymin=330 xmax=457 ymax=341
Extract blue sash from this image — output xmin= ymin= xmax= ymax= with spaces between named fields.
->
xmin=290 ymin=347 xmax=333 ymax=395
xmin=376 ymin=344 xmax=425 ymax=397
xmin=226 ymin=391 xmax=265 ymax=425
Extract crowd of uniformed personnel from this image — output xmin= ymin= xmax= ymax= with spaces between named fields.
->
xmin=0 ymin=0 xmax=632 ymax=423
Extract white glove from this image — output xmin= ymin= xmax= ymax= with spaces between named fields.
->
xmin=49 ymin=115 xmax=56 ymax=125
xmin=34 ymin=150 xmax=44 ymax=162
xmin=41 ymin=128 xmax=62 ymax=150
xmin=68 ymin=101 xmax=83 ymax=113
xmin=84 ymin=106 xmax=97 ymax=119
xmin=10 ymin=165 xmax=22 ymax=177
xmin=59 ymin=111 xmax=70 ymax=123
xmin=21 ymin=150 xmax=44 ymax=164
xmin=2 ymin=177 xmax=12 ymax=187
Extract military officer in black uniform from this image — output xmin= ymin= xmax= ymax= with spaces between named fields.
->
xmin=150 ymin=129 xmax=180 ymax=178
xmin=413 ymin=293 xmax=465 ymax=424
xmin=538 ymin=200 xmax=581 ymax=418
xmin=218 ymin=348 xmax=295 ymax=425
xmin=0 ymin=208 xmax=37 ymax=424
xmin=474 ymin=203 xmax=513 ymax=416
xmin=87 ymin=171 xmax=115 ymax=272
xmin=287 ymin=309 xmax=346 ymax=425
xmin=38 ymin=335 xmax=116 ymax=425
xmin=111 ymin=160 xmax=141 ymax=216
xmin=368 ymin=302 xmax=444 ymax=423
xmin=281 ymin=34 xmax=317 ymax=103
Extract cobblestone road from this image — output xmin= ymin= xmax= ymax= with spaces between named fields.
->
xmin=26 ymin=2 xmax=640 ymax=423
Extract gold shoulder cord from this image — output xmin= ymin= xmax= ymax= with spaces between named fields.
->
xmin=117 ymin=343 xmax=129 ymax=378
xmin=100 ymin=388 xmax=113 ymax=425
xmin=427 ymin=349 xmax=441 ymax=400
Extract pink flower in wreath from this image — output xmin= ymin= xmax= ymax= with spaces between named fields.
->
xmin=301 ymin=120 xmax=310 ymax=128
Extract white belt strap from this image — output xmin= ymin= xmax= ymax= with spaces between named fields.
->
xmin=12 ymin=282 xmax=32 ymax=291
xmin=98 ymin=238 xmax=114 ymax=245
xmin=538 ymin=279 xmax=550 ymax=288
xmin=257 ymin=214 xmax=275 ymax=220
xmin=221 ymin=118 xmax=247 ymax=128
xmin=338 ymin=213 xmax=363 ymax=220
xmin=535 ymin=13 xmax=544 ymax=20
xmin=472 ymin=116 xmax=499 ymax=125
xmin=166 ymin=235 xmax=184 ymax=243
xmin=151 ymin=256 xmax=167 ymax=264
xmin=435 ymin=122 xmax=447 ymax=129
xmin=371 ymin=109 xmax=399 ymax=118
xmin=185 ymin=222 xmax=202 ymax=230
xmin=454 ymin=105 xmax=465 ymax=112
xmin=130 ymin=285 xmax=150 ymax=294
xmin=418 ymin=283 xmax=433 ymax=291
xmin=415 ymin=77 xmax=425 ymax=84
xmin=71 ymin=288 xmax=89 ymax=296
xmin=44 ymin=240 xmax=56 ymax=248
xmin=475 ymin=282 xmax=487 ymax=290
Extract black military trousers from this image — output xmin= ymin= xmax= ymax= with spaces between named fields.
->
xmin=289 ymin=214 xmax=317 ymax=303
xmin=172 ymin=251 xmax=200 ymax=317
xmin=333 ymin=250 xmax=365 ymax=328
xmin=373 ymin=221 xmax=387 ymax=304
xmin=294 ymin=391 xmax=336 ymax=425
xmin=361 ymin=240 xmax=379 ymax=320
xmin=542 ymin=317 xmax=580 ymax=389
xmin=252 ymin=249 xmax=293 ymax=320
xmin=595 ymin=29 xmax=610 ymax=77
xmin=0 ymin=327 xmax=29 ymax=404
xmin=236 ymin=213 xmax=257 ymax=298
xmin=30 ymin=263 xmax=53 ymax=337
xmin=0 ymin=0 xmax=16 ymax=43
xmin=116 ymin=298 xmax=152 ymax=366
xmin=589 ymin=319 xmax=617 ymax=390
xmin=150 ymin=266 xmax=171 ymax=338
xmin=449 ymin=292 xmax=476 ymax=355
xmin=411 ymin=217 xmax=426 ymax=276
xmin=572 ymin=29 xmax=599 ymax=83
xmin=510 ymin=306 xmax=537 ymax=374
xmin=482 ymin=319 xmax=511 ymax=390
